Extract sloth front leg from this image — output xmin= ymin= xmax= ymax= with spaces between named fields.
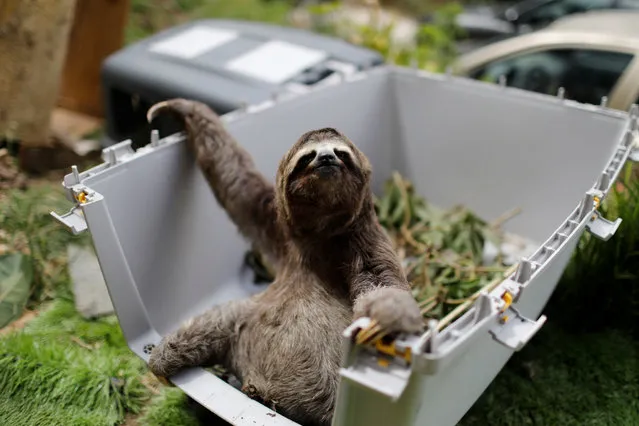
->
xmin=350 ymin=240 xmax=424 ymax=335
xmin=148 ymin=298 xmax=252 ymax=378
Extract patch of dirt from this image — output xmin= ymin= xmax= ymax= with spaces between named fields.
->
xmin=0 ymin=309 xmax=39 ymax=336
xmin=121 ymin=412 xmax=139 ymax=426
xmin=18 ymin=138 xmax=102 ymax=175
xmin=0 ymin=148 xmax=27 ymax=192
xmin=140 ymin=371 xmax=164 ymax=395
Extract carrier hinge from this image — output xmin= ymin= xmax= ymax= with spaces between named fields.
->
xmin=50 ymin=167 xmax=102 ymax=234
xmin=489 ymin=301 xmax=547 ymax=352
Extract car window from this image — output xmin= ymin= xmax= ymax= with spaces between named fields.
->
xmin=517 ymin=0 xmax=614 ymax=26
xmin=469 ymin=48 xmax=634 ymax=106
xmin=616 ymin=0 xmax=639 ymax=9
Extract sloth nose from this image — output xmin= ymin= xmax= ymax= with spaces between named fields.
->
xmin=317 ymin=151 xmax=337 ymax=164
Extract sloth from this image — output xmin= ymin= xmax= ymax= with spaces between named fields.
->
xmin=145 ymin=98 xmax=424 ymax=426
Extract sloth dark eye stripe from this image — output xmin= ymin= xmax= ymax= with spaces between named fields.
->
xmin=334 ymin=149 xmax=350 ymax=162
xmin=291 ymin=152 xmax=316 ymax=175
xmin=297 ymin=152 xmax=315 ymax=167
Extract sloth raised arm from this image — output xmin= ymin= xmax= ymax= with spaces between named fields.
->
xmin=147 ymin=99 xmax=286 ymax=266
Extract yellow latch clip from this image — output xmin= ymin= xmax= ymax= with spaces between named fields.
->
xmin=75 ymin=191 xmax=88 ymax=204
xmin=374 ymin=339 xmax=412 ymax=367
xmin=354 ymin=321 xmax=413 ymax=368
xmin=593 ymin=195 xmax=601 ymax=209
xmin=498 ymin=291 xmax=514 ymax=324
xmin=499 ymin=291 xmax=513 ymax=313
xmin=591 ymin=195 xmax=602 ymax=220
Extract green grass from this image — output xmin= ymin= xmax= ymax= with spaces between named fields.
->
xmin=547 ymin=164 xmax=639 ymax=337
xmin=459 ymin=323 xmax=639 ymax=426
xmin=0 ymin=393 xmax=115 ymax=426
xmin=0 ymin=182 xmax=92 ymax=306
xmin=138 ymin=388 xmax=201 ymax=426
xmin=0 ymin=299 xmax=150 ymax=425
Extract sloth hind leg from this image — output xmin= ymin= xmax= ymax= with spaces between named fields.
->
xmin=148 ymin=299 xmax=252 ymax=378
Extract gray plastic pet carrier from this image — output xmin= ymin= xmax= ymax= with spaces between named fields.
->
xmin=100 ymin=19 xmax=384 ymax=149
xmin=53 ymin=65 xmax=638 ymax=426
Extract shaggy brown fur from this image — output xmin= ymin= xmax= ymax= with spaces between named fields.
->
xmin=145 ymin=99 xmax=423 ymax=426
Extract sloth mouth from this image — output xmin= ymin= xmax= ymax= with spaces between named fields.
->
xmin=315 ymin=163 xmax=339 ymax=170
xmin=313 ymin=163 xmax=341 ymax=177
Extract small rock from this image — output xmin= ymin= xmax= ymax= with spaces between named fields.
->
xmin=68 ymin=243 xmax=114 ymax=318
xmin=522 ymin=360 xmax=537 ymax=380
xmin=482 ymin=232 xmax=539 ymax=266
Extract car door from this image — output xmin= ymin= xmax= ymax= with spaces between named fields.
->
xmin=464 ymin=46 xmax=636 ymax=109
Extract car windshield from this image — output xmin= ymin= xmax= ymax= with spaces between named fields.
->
xmin=617 ymin=0 xmax=639 ymax=9
xmin=469 ymin=48 xmax=634 ymax=106
xmin=515 ymin=0 xmax=615 ymax=25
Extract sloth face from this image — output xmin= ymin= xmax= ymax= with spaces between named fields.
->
xmin=277 ymin=128 xmax=372 ymax=227
xmin=289 ymin=139 xmax=355 ymax=181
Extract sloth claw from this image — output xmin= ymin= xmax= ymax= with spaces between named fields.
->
xmin=356 ymin=287 xmax=424 ymax=340
xmin=146 ymin=100 xmax=172 ymax=123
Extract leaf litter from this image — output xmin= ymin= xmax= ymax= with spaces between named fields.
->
xmin=0 ymin=253 xmax=33 ymax=329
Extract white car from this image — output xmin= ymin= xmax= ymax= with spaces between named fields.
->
xmin=453 ymin=10 xmax=639 ymax=111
